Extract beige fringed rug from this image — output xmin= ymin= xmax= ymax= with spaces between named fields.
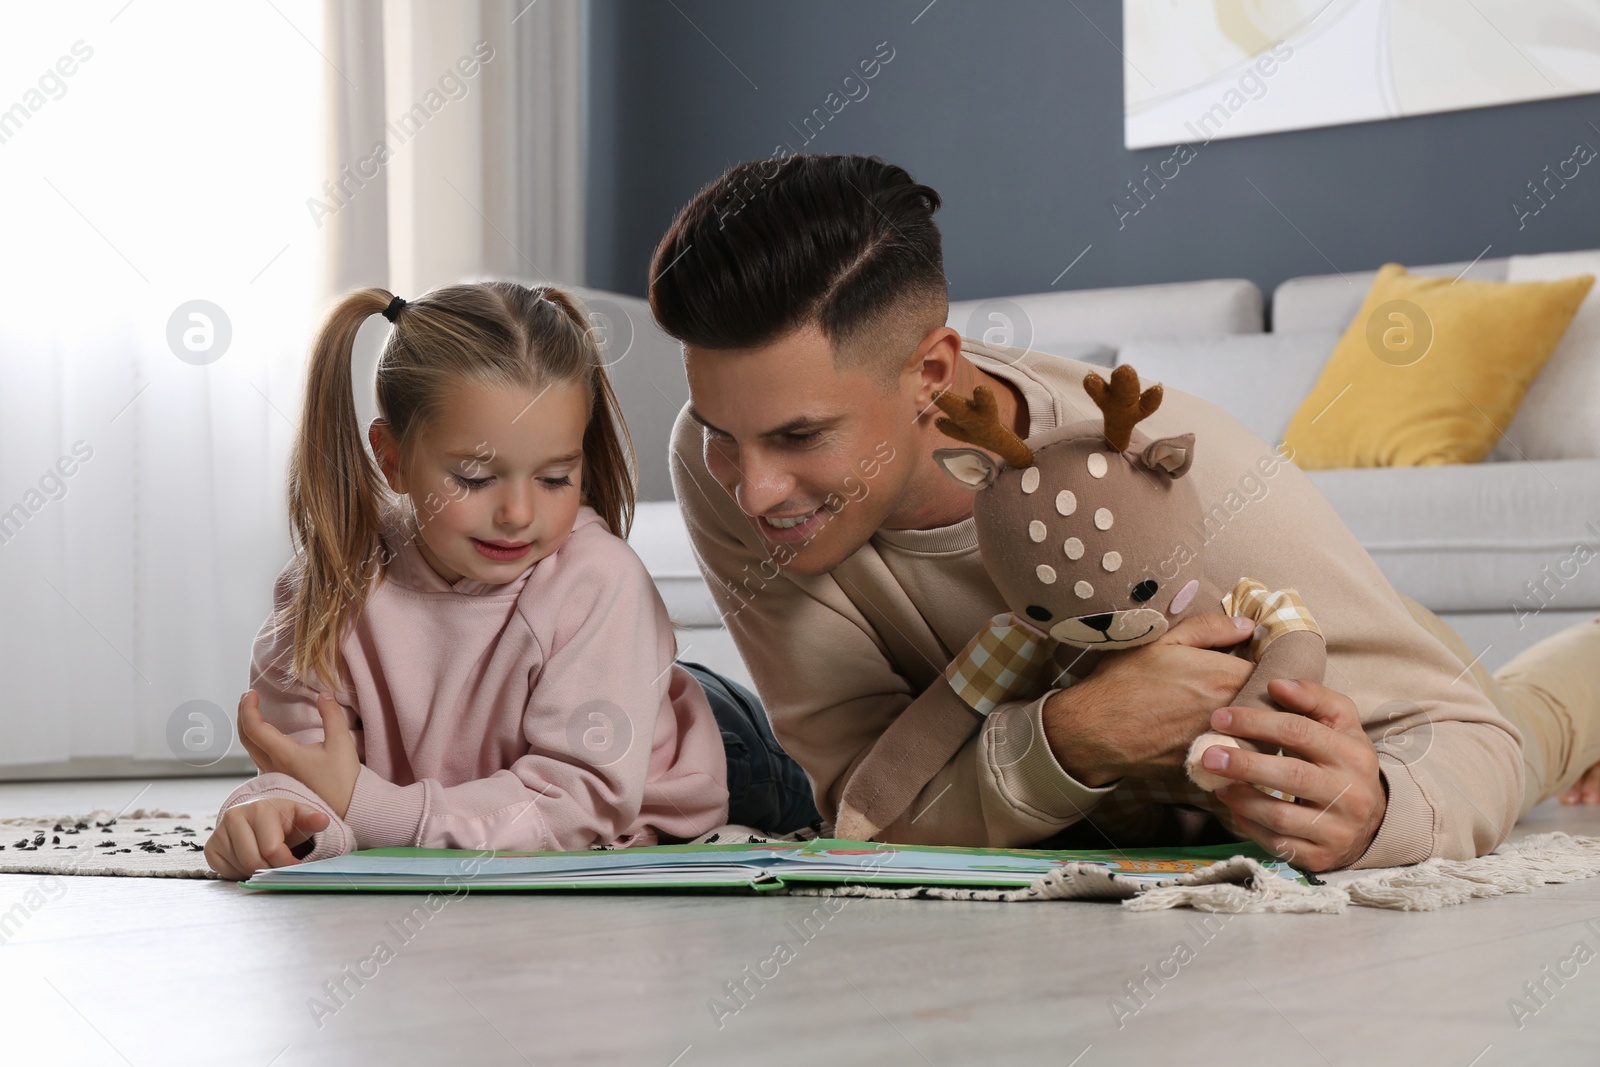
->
xmin=5 ymin=813 xmax=1599 ymax=912
xmin=1318 ymin=832 xmax=1600 ymax=911
xmin=776 ymin=832 xmax=1600 ymax=913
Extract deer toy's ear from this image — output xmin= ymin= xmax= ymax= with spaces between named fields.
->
xmin=1141 ymin=433 xmax=1195 ymax=478
xmin=934 ymin=447 xmax=1001 ymax=490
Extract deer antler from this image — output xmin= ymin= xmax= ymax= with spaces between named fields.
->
xmin=1083 ymin=364 xmax=1162 ymax=452
xmin=932 ymin=385 xmax=1035 ymax=469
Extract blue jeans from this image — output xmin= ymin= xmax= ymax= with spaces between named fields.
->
xmin=678 ymin=660 xmax=821 ymax=834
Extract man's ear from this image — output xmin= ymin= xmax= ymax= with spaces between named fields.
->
xmin=935 ymin=447 xmax=1000 ymax=490
xmin=1140 ymin=433 xmax=1195 ymax=479
xmin=368 ymin=419 xmax=406 ymax=493
xmin=909 ymin=326 xmax=966 ymax=412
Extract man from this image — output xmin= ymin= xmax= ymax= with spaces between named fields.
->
xmin=649 ymin=153 xmax=1600 ymax=872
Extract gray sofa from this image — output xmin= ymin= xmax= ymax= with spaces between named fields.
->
xmin=1115 ymin=255 xmax=1599 ymax=673
xmin=593 ymin=260 xmax=1597 ymax=686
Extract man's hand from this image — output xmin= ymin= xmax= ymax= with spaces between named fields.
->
xmin=237 ymin=690 xmax=361 ymax=820
xmin=1041 ymin=613 xmax=1258 ymax=786
xmin=1199 ymin=676 xmax=1387 ymax=872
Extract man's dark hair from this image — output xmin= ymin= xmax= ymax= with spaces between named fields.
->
xmin=649 ymin=154 xmax=947 ymax=370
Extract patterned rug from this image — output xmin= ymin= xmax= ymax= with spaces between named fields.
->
xmin=0 ymin=809 xmax=215 ymax=878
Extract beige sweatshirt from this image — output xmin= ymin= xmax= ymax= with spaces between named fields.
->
xmin=669 ymin=338 xmax=1525 ymax=869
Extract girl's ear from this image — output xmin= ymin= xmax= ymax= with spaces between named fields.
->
xmin=368 ymin=420 xmax=406 ymax=493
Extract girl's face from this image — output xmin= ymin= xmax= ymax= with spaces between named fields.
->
xmin=371 ymin=378 xmax=590 ymax=585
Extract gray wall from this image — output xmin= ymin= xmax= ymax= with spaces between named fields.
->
xmin=586 ymin=0 xmax=1600 ymax=312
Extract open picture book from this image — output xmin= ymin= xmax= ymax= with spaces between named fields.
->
xmin=241 ymin=837 xmax=1309 ymax=894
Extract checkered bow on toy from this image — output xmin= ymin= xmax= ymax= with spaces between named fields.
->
xmin=833 ymin=364 xmax=1327 ymax=843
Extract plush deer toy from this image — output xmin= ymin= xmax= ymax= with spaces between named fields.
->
xmin=833 ymin=364 xmax=1326 ymax=843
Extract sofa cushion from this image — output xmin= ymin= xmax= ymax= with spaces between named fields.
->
xmin=1114 ymin=332 xmax=1339 ymax=447
xmin=1281 ymin=264 xmax=1592 ymax=468
xmin=628 ymin=500 xmax=722 ymax=626
xmin=1495 ymin=249 xmax=1600 ymax=461
xmin=1304 ymin=458 xmax=1600 ymax=613
xmin=948 ymin=278 xmax=1262 ymax=355
xmin=1271 ymin=257 xmax=1509 ymax=335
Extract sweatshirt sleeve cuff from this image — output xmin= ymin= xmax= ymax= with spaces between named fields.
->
xmin=1346 ymin=755 xmax=1436 ymax=870
xmin=342 ymin=764 xmax=428 ymax=850
xmin=984 ymin=690 xmax=1119 ymax=824
xmin=216 ymin=771 xmax=357 ymax=865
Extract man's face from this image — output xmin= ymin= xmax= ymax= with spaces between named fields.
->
xmin=683 ymin=324 xmax=915 ymax=577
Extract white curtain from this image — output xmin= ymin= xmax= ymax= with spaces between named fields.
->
xmin=0 ymin=2 xmax=324 ymax=774
xmin=323 ymin=0 xmax=587 ymax=298
xmin=0 ymin=0 xmax=587 ymax=777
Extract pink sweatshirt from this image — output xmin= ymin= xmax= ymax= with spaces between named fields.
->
xmin=217 ymin=502 xmax=730 ymax=863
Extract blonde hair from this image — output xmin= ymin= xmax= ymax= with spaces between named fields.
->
xmin=280 ymin=282 xmax=636 ymax=690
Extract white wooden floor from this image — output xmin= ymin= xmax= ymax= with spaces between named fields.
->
xmin=2 ymin=776 xmax=1599 ymax=1066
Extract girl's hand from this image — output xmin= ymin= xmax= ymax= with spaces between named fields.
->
xmin=204 ymin=797 xmax=329 ymax=881
xmin=237 ymin=690 xmax=361 ymax=820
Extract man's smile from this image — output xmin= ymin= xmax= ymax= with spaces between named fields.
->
xmin=756 ymin=506 xmax=826 ymax=542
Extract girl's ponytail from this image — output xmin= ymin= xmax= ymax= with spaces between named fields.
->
xmin=280 ymin=287 xmax=395 ymax=691
xmin=528 ymin=285 xmax=637 ymax=542
xmin=534 ymin=286 xmax=589 ymax=333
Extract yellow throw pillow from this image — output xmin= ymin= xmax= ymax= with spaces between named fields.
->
xmin=1282 ymin=263 xmax=1594 ymax=468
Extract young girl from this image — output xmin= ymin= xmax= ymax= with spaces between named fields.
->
xmin=205 ymin=282 xmax=815 ymax=880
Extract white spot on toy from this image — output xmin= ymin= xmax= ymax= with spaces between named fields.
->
xmin=1102 ymin=551 xmax=1121 ymax=571
xmin=1055 ymin=490 xmax=1076 ymax=515
xmin=1087 ymin=453 xmax=1108 ymax=478
xmin=1094 ymin=507 xmax=1113 ymax=530
xmin=1028 ymin=520 xmax=1046 ymax=542
xmin=1021 ymin=467 xmax=1040 ymax=493
xmin=1036 ymin=564 xmax=1057 ymax=584
xmin=1170 ymin=578 xmax=1198 ymax=614
xmin=1063 ymin=537 xmax=1084 ymax=560
xmin=1074 ymin=580 xmax=1093 ymax=598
